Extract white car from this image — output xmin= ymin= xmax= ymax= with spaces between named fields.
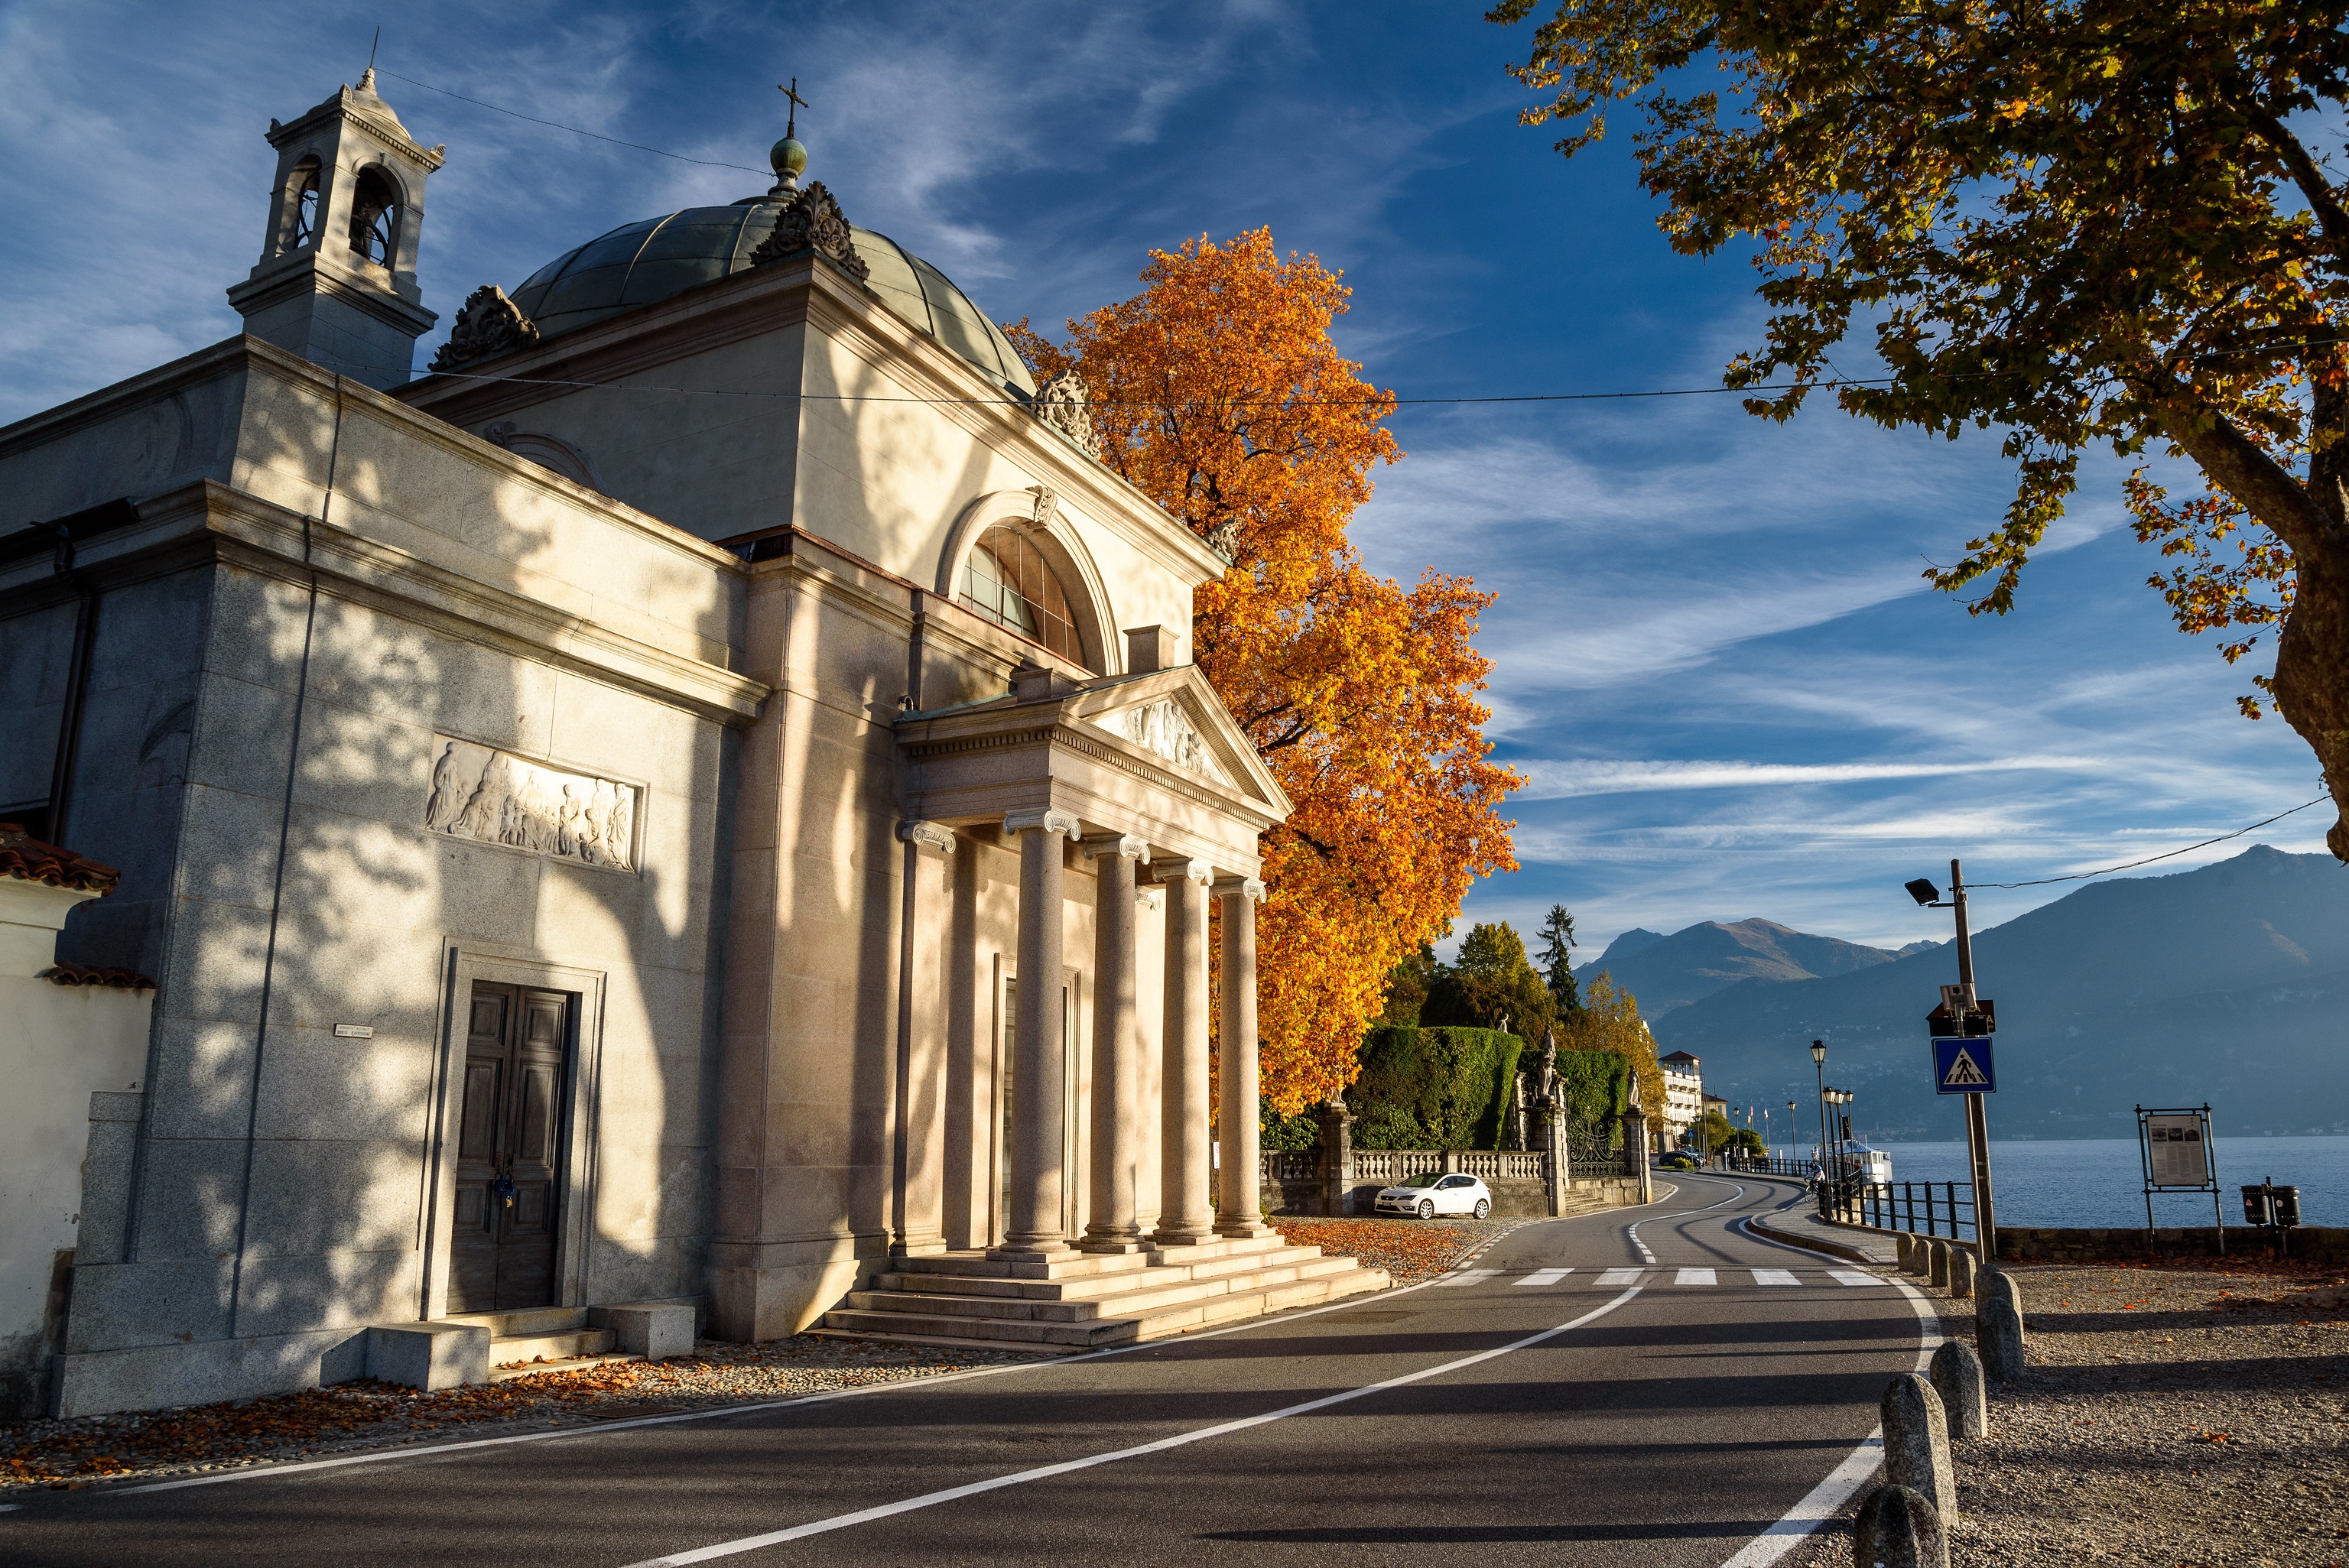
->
xmin=1374 ymin=1173 xmax=1493 ymax=1219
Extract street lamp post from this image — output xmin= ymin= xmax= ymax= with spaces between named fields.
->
xmin=1810 ymin=1040 xmax=1828 ymax=1216
xmin=1906 ymin=858 xmax=2001 ymax=1264
xmin=1785 ymin=1099 xmax=1797 ymax=1169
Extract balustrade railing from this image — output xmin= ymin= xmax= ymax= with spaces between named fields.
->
xmin=1854 ymin=1180 xmax=1977 ymax=1242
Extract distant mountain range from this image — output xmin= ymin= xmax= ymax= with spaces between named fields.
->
xmin=1575 ymin=920 xmax=1939 ymax=1018
xmin=1593 ymin=846 xmax=2349 ymax=1141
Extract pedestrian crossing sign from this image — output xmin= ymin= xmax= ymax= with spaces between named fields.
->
xmin=1932 ymin=1037 xmax=1996 ymax=1095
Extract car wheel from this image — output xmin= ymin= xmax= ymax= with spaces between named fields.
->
xmin=1417 ymin=1199 xmax=1434 ymax=1219
xmin=1473 ymin=1198 xmax=1491 ymax=1219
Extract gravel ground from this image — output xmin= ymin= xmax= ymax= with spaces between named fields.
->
xmin=1780 ymin=1255 xmax=2349 ymax=1568
xmin=2 ymin=1218 xmax=1506 ymax=1494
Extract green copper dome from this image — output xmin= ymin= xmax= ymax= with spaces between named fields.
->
xmin=507 ymin=201 xmax=1036 ymax=398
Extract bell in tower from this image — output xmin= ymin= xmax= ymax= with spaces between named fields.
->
xmin=226 ymin=70 xmax=444 ymax=390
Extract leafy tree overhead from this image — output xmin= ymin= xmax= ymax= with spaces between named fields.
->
xmin=1490 ymin=0 xmax=2349 ymax=858
xmin=1423 ymin=920 xmax=1556 ymax=1036
xmin=1009 ymin=232 xmax=1522 ymax=1109
xmin=1379 ymin=939 xmax=1444 ymax=1027
xmin=1535 ymin=902 xmax=1581 ymax=1017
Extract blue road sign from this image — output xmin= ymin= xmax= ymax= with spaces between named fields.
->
xmin=1932 ymin=1037 xmax=1996 ymax=1095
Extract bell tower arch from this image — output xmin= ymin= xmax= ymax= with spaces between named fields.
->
xmin=227 ymin=69 xmax=444 ymax=390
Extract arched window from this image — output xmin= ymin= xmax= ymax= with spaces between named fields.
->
xmin=960 ymin=524 xmax=1086 ymax=666
xmin=349 ymin=167 xmax=400 ymax=267
xmin=287 ymin=157 xmax=321 ymax=250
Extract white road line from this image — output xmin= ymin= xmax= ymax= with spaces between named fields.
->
xmin=1674 ymin=1268 xmax=1717 ymax=1286
xmin=1714 ymin=1434 xmax=1886 ymax=1568
xmin=1516 ymin=1268 xmax=1573 ymax=1287
xmin=1624 ymin=1180 xmax=1746 ymax=1266
xmin=1595 ymin=1267 xmax=1645 ymax=1287
xmin=1434 ymin=1268 xmax=1501 ymax=1287
xmin=1829 ymin=1270 xmax=1884 ymax=1287
xmin=620 ymin=1287 xmax=1650 ymax=1567
xmin=109 ymin=1261 xmax=1469 ymax=1501
xmin=1711 ymin=1226 xmax=1945 ymax=1568
xmin=1750 ymin=1269 xmax=1802 ymax=1286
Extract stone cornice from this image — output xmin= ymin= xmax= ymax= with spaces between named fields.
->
xmin=139 ymin=480 xmax=766 ymax=726
xmin=895 ymin=710 xmax=1284 ymax=836
xmin=267 ymin=89 xmax=446 ymax=174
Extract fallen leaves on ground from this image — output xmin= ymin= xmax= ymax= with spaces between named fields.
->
xmin=1277 ymin=1216 xmax=1514 ymax=1285
xmin=1 ymin=1337 xmax=1016 ymax=1490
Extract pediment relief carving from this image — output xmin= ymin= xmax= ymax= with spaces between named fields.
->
xmin=1090 ymin=696 xmax=1227 ymax=785
xmin=425 ymin=737 xmax=638 ymax=872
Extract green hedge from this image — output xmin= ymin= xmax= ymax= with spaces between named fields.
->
xmin=1555 ymin=1049 xmax=1631 ymax=1131
xmin=1350 ymin=1026 xmax=1523 ymax=1150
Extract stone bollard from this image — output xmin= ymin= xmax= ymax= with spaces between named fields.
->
xmin=1853 ymin=1482 xmax=1948 ymax=1568
xmin=1905 ymin=1235 xmax=1930 ymax=1277
xmin=1947 ymin=1245 xmax=1975 ymax=1299
xmin=1980 ymin=1265 xmax=2026 ymax=1324
xmin=1895 ymin=1232 xmax=1915 ymax=1273
xmin=1880 ymin=1372 xmax=1957 ymax=1523
xmin=1927 ymin=1238 xmax=1951 ymax=1288
xmin=1977 ymin=1294 xmax=2026 ymax=1381
xmin=1928 ymin=1339 xmax=1988 ymax=1440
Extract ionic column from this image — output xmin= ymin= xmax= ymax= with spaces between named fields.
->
xmin=1150 ymin=859 xmax=1216 ymax=1248
xmin=1216 ymin=876 xmax=1277 ymax=1240
xmin=1080 ymin=833 xmax=1149 ymax=1252
xmin=994 ymin=808 xmax=1079 ymax=1257
xmin=892 ymin=822 xmax=955 ymax=1257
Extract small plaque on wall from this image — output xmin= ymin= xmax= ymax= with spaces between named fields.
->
xmin=333 ymin=1024 xmax=375 ymax=1039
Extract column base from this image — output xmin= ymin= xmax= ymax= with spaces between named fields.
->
xmin=1077 ymin=1235 xmax=1149 ymax=1255
xmin=1214 ymin=1219 xmax=1282 ymax=1240
xmin=892 ymin=1237 xmax=950 ymax=1258
xmin=1146 ymin=1226 xmax=1218 ymax=1249
xmin=986 ymin=1240 xmax=1076 ymax=1262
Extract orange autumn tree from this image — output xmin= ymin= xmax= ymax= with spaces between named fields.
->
xmin=1007 ymin=230 xmax=1522 ymax=1110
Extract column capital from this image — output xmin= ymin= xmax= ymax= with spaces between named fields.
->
xmin=1136 ymin=887 xmax=1164 ymax=912
xmin=896 ymin=820 xmax=957 ymax=854
xmin=1003 ymin=808 xmax=1080 ymax=838
xmin=1216 ymin=875 xmax=1267 ymax=904
xmin=1148 ymin=857 xmax=1214 ymax=887
xmin=1082 ymin=833 xmax=1151 ymax=863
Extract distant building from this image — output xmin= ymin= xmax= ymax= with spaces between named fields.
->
xmin=1659 ymin=1050 xmax=1703 ymax=1148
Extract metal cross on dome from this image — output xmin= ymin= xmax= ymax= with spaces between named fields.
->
xmin=778 ymin=77 xmax=809 ymax=138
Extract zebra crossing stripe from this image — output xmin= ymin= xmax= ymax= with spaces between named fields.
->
xmin=1516 ymin=1268 xmax=1573 ymax=1286
xmin=1595 ymin=1267 xmax=1645 ymax=1287
xmin=1434 ymin=1268 xmax=1501 ymax=1287
xmin=1674 ymin=1268 xmax=1717 ymax=1286
xmin=1751 ymin=1268 xmax=1802 ymax=1286
xmin=1829 ymin=1271 xmax=1885 ymax=1287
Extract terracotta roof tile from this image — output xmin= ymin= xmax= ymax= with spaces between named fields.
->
xmin=40 ymin=963 xmax=157 ymax=990
xmin=0 ymin=823 xmax=122 ymax=894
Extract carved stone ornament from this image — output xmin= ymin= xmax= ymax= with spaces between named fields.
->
xmin=1029 ymin=485 xmax=1061 ymax=531
xmin=1100 ymin=699 xmax=1226 ymax=784
xmin=749 ymin=181 xmax=870 ymax=284
xmin=1032 ymin=371 xmax=1099 ymax=454
xmin=424 ymin=736 xmax=637 ymax=871
xmin=430 ymin=284 xmax=539 ymax=372
xmin=1205 ymin=518 xmax=1241 ymax=561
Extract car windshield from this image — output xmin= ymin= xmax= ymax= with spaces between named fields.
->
xmin=1399 ymin=1174 xmax=1444 ymax=1189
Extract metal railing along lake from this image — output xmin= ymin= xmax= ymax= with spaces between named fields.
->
xmin=1852 ymin=1180 xmax=1977 ymax=1242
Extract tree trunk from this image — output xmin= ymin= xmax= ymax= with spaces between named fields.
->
xmin=2274 ymin=540 xmax=2349 ymax=861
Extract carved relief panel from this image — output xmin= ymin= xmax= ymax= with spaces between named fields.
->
xmin=423 ymin=736 xmax=639 ymax=872
xmin=1097 ymin=700 xmax=1226 ymax=784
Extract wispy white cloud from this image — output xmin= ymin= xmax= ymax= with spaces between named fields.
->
xmin=1515 ymin=755 xmax=2104 ymax=798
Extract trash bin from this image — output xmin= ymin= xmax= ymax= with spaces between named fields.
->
xmin=2241 ymin=1184 xmax=2276 ymax=1227
xmin=2270 ymin=1185 xmax=2302 ymax=1229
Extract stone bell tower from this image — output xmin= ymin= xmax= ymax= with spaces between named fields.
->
xmin=226 ymin=70 xmax=443 ymax=390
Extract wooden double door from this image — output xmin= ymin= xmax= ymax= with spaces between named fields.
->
xmin=450 ymin=982 xmax=573 ymax=1314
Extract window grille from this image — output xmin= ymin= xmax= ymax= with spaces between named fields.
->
xmin=960 ymin=524 xmax=1086 ymax=667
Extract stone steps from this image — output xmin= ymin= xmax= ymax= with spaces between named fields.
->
xmin=821 ymin=1236 xmax=1389 ymax=1351
xmin=443 ymin=1307 xmax=619 ymax=1370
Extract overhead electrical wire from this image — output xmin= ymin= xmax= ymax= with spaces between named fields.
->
xmin=376 ymin=70 xmax=772 ymax=176
xmin=1970 ymin=795 xmax=2334 ymax=889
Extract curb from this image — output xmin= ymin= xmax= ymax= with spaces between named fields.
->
xmin=1744 ymin=1209 xmax=1880 ymax=1264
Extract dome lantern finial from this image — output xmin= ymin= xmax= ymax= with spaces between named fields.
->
xmin=770 ymin=76 xmax=811 ymax=199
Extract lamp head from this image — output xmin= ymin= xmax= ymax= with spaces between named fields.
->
xmin=1810 ymin=1040 xmax=1827 ymax=1066
xmin=1905 ymin=878 xmax=1941 ymax=906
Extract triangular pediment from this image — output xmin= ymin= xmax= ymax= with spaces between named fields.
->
xmin=1067 ymin=667 xmax=1292 ymax=816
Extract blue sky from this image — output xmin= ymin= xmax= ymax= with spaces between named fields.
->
xmin=2 ymin=0 xmax=2329 ymax=959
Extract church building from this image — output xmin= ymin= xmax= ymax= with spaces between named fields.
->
xmin=0 ymin=72 xmax=1379 ymax=1420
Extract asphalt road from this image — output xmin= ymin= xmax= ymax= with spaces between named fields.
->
xmin=2 ymin=1176 xmax=1938 ymax=1567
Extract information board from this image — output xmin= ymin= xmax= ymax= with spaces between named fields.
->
xmin=2145 ymin=1112 xmax=2213 ymax=1187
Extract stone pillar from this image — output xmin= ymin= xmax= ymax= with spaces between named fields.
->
xmin=1080 ymin=833 xmax=1148 ymax=1253
xmin=1621 ymin=1105 xmax=1652 ymax=1203
xmin=1151 ymin=858 xmax=1215 ymax=1248
xmin=1316 ymin=1097 xmax=1352 ymax=1216
xmin=1215 ymin=877 xmax=1277 ymax=1240
xmin=891 ymin=821 xmax=954 ymax=1257
xmin=1538 ymin=1100 xmax=1567 ymax=1216
xmin=994 ymin=808 xmax=1077 ymax=1257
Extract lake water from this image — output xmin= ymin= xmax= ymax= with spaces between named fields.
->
xmin=1847 ymin=1135 xmax=2349 ymax=1229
